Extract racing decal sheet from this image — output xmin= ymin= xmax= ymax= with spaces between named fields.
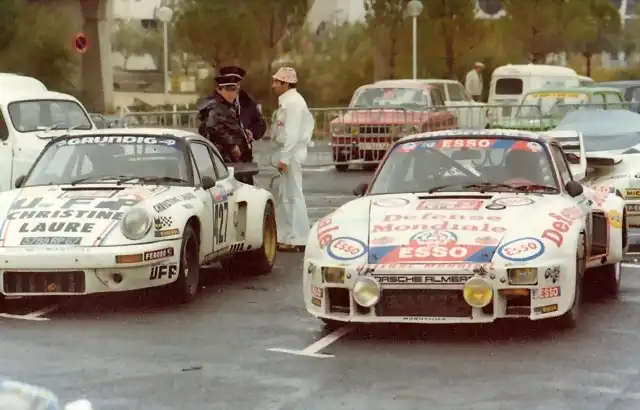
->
xmin=0 ymin=185 xmax=176 ymax=247
xmin=395 ymin=138 xmax=543 ymax=153
xmin=367 ymin=194 xmax=539 ymax=264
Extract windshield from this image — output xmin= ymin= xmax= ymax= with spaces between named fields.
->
xmin=516 ymin=92 xmax=589 ymax=120
xmin=369 ymin=136 xmax=558 ymax=195
xmin=8 ymin=99 xmax=93 ymax=133
xmin=583 ymin=133 xmax=640 ymax=152
xmin=23 ymin=135 xmax=190 ymax=187
xmin=350 ymin=87 xmax=428 ymax=109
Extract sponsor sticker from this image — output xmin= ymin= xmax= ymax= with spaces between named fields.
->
xmin=475 ymin=236 xmax=499 ymax=245
xmin=533 ymin=286 xmax=561 ymax=299
xmin=58 ymin=136 xmax=177 ymax=146
xmin=409 ymin=230 xmax=457 ymax=246
xmin=608 ymin=209 xmax=622 ymax=228
xmin=149 ymin=263 xmax=178 ymax=280
xmin=327 ymin=237 xmax=367 ymax=260
xmin=375 ymin=275 xmax=473 ymax=285
xmin=369 ymin=243 xmax=492 ymax=263
xmin=492 ymin=196 xmax=535 ymax=207
xmin=20 ymin=236 xmax=82 ymax=245
xmin=143 ymin=247 xmax=174 ymax=261
xmin=370 ymin=236 xmax=394 ymax=245
xmin=416 ymin=199 xmax=484 ymax=211
xmin=155 ymin=228 xmax=180 ymax=237
xmin=497 ymin=237 xmax=545 ymax=262
xmin=626 ymin=204 xmax=640 ymax=213
xmin=626 ymin=188 xmax=640 ymax=199
xmin=541 ymin=206 xmax=582 ymax=248
xmin=311 ymin=285 xmax=323 ymax=298
xmin=317 ymin=216 xmax=339 ymax=249
xmin=533 ymin=303 xmax=558 ymax=314
xmin=544 ymin=266 xmax=560 ymax=284
xmin=372 ymin=197 xmax=410 ymax=208
xmin=154 ymin=216 xmax=173 ymax=230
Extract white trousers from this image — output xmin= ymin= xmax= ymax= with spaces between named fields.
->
xmin=275 ymin=160 xmax=310 ymax=246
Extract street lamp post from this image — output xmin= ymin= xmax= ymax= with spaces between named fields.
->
xmin=155 ymin=6 xmax=174 ymax=103
xmin=406 ymin=0 xmax=423 ymax=80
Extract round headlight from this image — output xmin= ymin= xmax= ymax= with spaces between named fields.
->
xmin=353 ymin=276 xmax=381 ymax=307
xmin=120 ymin=208 xmax=152 ymax=240
xmin=463 ymin=277 xmax=493 ymax=308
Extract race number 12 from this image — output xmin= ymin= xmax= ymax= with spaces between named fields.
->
xmin=213 ymin=202 xmax=229 ymax=245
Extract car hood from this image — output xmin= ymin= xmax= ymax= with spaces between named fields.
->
xmin=330 ymin=109 xmax=431 ymax=125
xmin=0 ymin=184 xmax=195 ymax=247
xmin=313 ymin=192 xmax=577 ymax=265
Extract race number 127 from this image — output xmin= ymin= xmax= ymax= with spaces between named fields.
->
xmin=213 ymin=202 xmax=229 ymax=245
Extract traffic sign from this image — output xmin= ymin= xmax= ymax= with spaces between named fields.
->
xmin=73 ymin=33 xmax=89 ymax=54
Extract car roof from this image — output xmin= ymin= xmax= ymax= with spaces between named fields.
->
xmin=65 ymin=127 xmax=206 ymax=142
xmin=525 ymin=86 xmax=623 ymax=95
xmin=375 ymin=79 xmax=460 ymax=85
xmin=398 ymin=129 xmax=546 ymax=143
xmin=591 ymin=80 xmax=640 ymax=87
xmin=359 ymin=81 xmax=437 ymax=90
xmin=0 ymin=90 xmax=83 ymax=104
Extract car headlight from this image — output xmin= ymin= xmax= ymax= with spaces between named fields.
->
xmin=352 ymin=276 xmax=381 ymax=307
xmin=463 ymin=277 xmax=493 ymax=308
xmin=120 ymin=208 xmax=152 ymax=240
xmin=507 ymin=268 xmax=538 ymax=285
xmin=322 ymin=267 xmax=345 ymax=283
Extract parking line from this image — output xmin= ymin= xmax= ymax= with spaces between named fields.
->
xmin=0 ymin=313 xmax=49 ymax=321
xmin=268 ymin=324 xmax=356 ymax=358
xmin=26 ymin=305 xmax=59 ymax=317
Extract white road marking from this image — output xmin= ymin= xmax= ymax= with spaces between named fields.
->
xmin=0 ymin=313 xmax=49 ymax=321
xmin=26 ymin=305 xmax=59 ymax=317
xmin=267 ymin=324 xmax=356 ymax=358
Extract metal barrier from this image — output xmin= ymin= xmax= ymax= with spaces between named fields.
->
xmin=89 ymin=102 xmax=634 ymax=171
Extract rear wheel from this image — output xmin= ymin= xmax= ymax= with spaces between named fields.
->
xmin=554 ymin=232 xmax=585 ymax=329
xmin=221 ymin=201 xmax=277 ymax=276
xmin=170 ymin=224 xmax=200 ymax=304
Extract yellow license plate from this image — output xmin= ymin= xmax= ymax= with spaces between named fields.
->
xmin=626 ymin=188 xmax=640 ymax=198
xmin=358 ymin=143 xmax=390 ymax=150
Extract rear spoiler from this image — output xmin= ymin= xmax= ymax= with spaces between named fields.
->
xmin=225 ymin=162 xmax=260 ymax=179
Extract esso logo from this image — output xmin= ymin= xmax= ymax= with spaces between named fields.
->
xmin=399 ymin=245 xmax=468 ymax=260
xmin=440 ymin=139 xmax=492 ymax=148
xmin=398 ymin=142 xmax=417 ymax=152
xmin=410 ymin=230 xmax=457 ymax=246
xmin=527 ymin=142 xmax=542 ymax=152
xmin=497 ymin=237 xmax=545 ymax=262
xmin=327 ymin=237 xmax=367 ymax=261
xmin=372 ymin=197 xmax=410 ymax=207
xmin=493 ymin=196 xmax=534 ymax=207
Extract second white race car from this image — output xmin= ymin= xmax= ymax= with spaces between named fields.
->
xmin=303 ymin=129 xmax=626 ymax=329
xmin=0 ymin=128 xmax=277 ymax=304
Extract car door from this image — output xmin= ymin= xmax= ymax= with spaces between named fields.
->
xmin=209 ymin=146 xmax=237 ymax=246
xmin=189 ymin=142 xmax=230 ymax=255
xmin=0 ymin=107 xmax=13 ymax=191
xmin=550 ymin=143 xmax=592 ymax=232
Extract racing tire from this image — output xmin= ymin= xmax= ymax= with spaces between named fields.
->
xmin=590 ymin=263 xmax=621 ymax=299
xmin=170 ymin=224 xmax=201 ymax=304
xmin=221 ymin=201 xmax=277 ymax=276
xmin=554 ymin=232 xmax=586 ymax=329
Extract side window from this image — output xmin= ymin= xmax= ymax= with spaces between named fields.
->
xmin=550 ymin=145 xmax=572 ymax=184
xmin=430 ymin=89 xmax=446 ymax=109
xmin=604 ymin=92 xmax=624 ymax=109
xmin=0 ymin=108 xmax=9 ymax=140
xmin=211 ymin=148 xmax=229 ymax=179
xmin=447 ymin=84 xmax=469 ymax=102
xmin=190 ymin=142 xmax=216 ymax=182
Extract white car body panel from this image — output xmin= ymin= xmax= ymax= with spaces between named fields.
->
xmin=304 ymin=129 xmax=625 ymax=324
xmin=0 ymin=128 xmax=274 ymax=297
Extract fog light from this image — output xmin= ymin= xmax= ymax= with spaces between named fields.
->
xmin=352 ymin=276 xmax=381 ymax=307
xmin=507 ymin=268 xmax=538 ymax=285
xmin=463 ymin=277 xmax=493 ymax=308
xmin=322 ymin=267 xmax=345 ymax=283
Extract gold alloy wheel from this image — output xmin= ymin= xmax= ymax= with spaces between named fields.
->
xmin=263 ymin=208 xmax=277 ymax=263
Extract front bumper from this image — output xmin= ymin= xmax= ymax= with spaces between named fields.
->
xmin=304 ymin=259 xmax=572 ymax=324
xmin=331 ymin=134 xmax=396 ymax=164
xmin=0 ymin=239 xmax=182 ymax=296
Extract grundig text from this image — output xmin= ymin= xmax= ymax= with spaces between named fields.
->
xmin=375 ymin=275 xmax=473 ymax=284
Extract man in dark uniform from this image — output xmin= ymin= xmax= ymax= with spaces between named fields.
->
xmin=196 ymin=72 xmax=248 ymax=166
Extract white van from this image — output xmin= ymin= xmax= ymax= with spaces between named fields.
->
xmin=488 ymin=64 xmax=580 ymax=115
xmin=0 ymin=73 xmax=47 ymax=92
xmin=0 ymin=90 xmax=96 ymax=192
xmin=578 ymin=75 xmax=595 ymax=86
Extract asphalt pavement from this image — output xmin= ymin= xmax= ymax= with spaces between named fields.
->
xmin=4 ymin=170 xmax=640 ymax=410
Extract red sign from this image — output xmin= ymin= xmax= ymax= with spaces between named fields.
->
xmin=73 ymin=33 xmax=89 ymax=54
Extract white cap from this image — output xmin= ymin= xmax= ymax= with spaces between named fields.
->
xmin=475 ymin=62 xmax=485 ymax=68
xmin=272 ymin=67 xmax=298 ymax=84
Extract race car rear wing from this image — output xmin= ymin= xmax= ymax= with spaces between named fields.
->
xmin=541 ymin=130 xmax=624 ymax=180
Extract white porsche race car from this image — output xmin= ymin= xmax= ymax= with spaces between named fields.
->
xmin=0 ymin=129 xmax=277 ymax=304
xmin=303 ymin=129 xmax=627 ymax=329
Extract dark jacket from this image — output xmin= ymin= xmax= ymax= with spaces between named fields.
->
xmin=196 ymin=93 xmax=249 ymax=162
xmin=237 ymin=90 xmax=267 ymax=141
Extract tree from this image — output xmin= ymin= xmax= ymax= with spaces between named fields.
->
xmin=0 ymin=0 xmax=18 ymax=54
xmin=568 ymin=0 xmax=621 ymax=76
xmin=112 ymin=20 xmax=147 ymax=68
xmin=364 ymin=0 xmax=408 ymax=80
xmin=498 ymin=0 xmax=573 ymax=63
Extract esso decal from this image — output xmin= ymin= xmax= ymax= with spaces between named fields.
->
xmin=372 ymin=197 xmax=410 ymax=207
xmin=327 ymin=237 xmax=367 ymax=261
xmin=409 ymin=230 xmax=457 ymax=246
xmin=527 ymin=142 xmax=542 ymax=152
xmin=493 ymin=196 xmax=534 ymax=207
xmin=439 ymin=139 xmax=492 ymax=148
xmin=399 ymin=246 xmax=468 ymax=259
xmin=497 ymin=237 xmax=545 ymax=262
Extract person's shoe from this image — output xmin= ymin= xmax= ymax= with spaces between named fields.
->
xmin=277 ymin=243 xmax=305 ymax=252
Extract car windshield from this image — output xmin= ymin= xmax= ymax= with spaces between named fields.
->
xmin=8 ymin=99 xmax=93 ymax=132
xmin=583 ymin=133 xmax=640 ymax=152
xmin=350 ymin=87 xmax=428 ymax=109
xmin=22 ymin=135 xmax=190 ymax=187
xmin=515 ymin=91 xmax=589 ymax=120
xmin=369 ymin=136 xmax=559 ymax=195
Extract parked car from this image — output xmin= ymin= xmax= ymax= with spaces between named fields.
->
xmin=488 ymin=86 xmax=625 ymax=131
xmin=586 ymin=80 xmax=640 ymax=113
xmin=330 ymin=81 xmax=457 ymax=172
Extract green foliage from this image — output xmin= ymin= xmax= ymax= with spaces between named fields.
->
xmin=0 ymin=0 xmax=18 ymax=54
xmin=112 ymin=20 xmax=147 ymax=65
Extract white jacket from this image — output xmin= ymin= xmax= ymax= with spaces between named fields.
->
xmin=274 ymin=88 xmax=315 ymax=165
xmin=465 ymin=69 xmax=483 ymax=97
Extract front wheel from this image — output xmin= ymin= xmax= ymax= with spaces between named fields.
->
xmin=169 ymin=224 xmax=201 ymax=304
xmin=554 ymin=232 xmax=586 ymax=329
xmin=221 ymin=201 xmax=277 ymax=276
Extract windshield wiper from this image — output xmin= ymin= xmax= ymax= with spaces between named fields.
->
xmin=69 ymin=175 xmax=139 ymax=186
xmin=427 ymin=183 xmax=464 ymax=193
xmin=137 ymin=176 xmax=189 ymax=185
xmin=463 ymin=182 xmax=518 ymax=193
xmin=511 ymin=184 xmax=559 ymax=193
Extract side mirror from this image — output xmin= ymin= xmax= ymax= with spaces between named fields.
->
xmin=14 ymin=175 xmax=25 ymax=188
xmin=353 ymin=183 xmax=368 ymax=197
xmin=565 ymin=180 xmax=583 ymax=197
xmin=201 ymin=176 xmax=216 ymax=190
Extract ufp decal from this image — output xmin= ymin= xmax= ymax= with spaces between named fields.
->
xmin=327 ymin=237 xmax=367 ymax=261
xmin=372 ymin=197 xmax=410 ymax=208
xmin=493 ymin=196 xmax=535 ymax=207
xmin=497 ymin=237 xmax=545 ymax=262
